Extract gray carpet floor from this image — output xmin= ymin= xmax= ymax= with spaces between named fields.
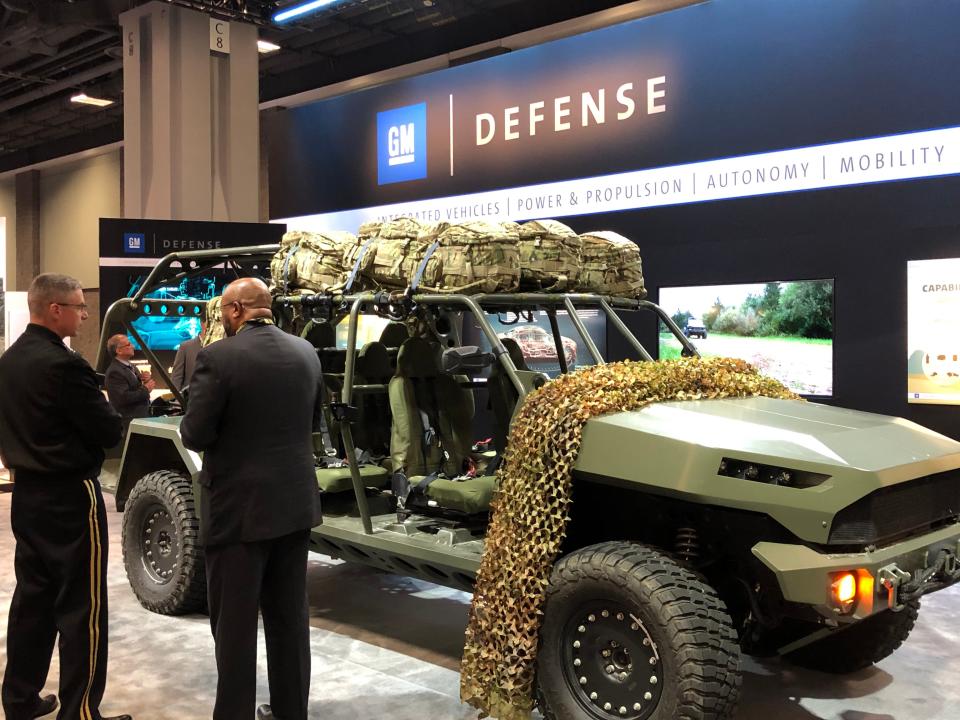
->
xmin=2 ymin=487 xmax=960 ymax=719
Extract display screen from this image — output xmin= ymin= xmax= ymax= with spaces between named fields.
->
xmin=126 ymin=274 xmax=226 ymax=351
xmin=462 ymin=308 xmax=607 ymax=377
xmin=907 ymin=258 xmax=960 ymax=405
xmin=658 ymin=279 xmax=834 ymax=397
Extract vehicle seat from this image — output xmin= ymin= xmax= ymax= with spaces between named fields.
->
xmin=308 ymin=322 xmax=390 ymax=493
xmin=351 ymin=341 xmax=393 ymax=456
xmin=315 ymin=341 xmax=394 ymax=494
xmin=389 ymin=337 xmax=471 ymax=476
xmin=379 ymin=321 xmax=409 ymax=348
xmin=315 ymin=463 xmax=389 ymax=494
xmin=389 ymin=337 xmax=495 ymax=514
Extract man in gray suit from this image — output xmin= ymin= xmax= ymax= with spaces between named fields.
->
xmin=180 ymin=278 xmax=323 ymax=720
xmin=104 ymin=334 xmax=155 ymax=432
xmin=170 ymin=321 xmax=205 ymax=391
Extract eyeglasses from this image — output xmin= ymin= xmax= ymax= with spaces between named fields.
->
xmin=53 ymin=302 xmax=88 ymax=311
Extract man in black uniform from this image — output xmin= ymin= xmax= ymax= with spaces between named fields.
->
xmin=0 ymin=273 xmax=131 ymax=720
xmin=181 ymin=277 xmax=323 ymax=720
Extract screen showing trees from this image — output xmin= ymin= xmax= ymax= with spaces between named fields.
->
xmin=658 ymin=279 xmax=834 ymax=397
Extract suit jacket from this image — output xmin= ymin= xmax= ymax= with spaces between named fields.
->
xmin=180 ymin=322 xmax=324 ymax=545
xmin=171 ymin=336 xmax=202 ymax=391
xmin=104 ymin=357 xmax=150 ymax=424
xmin=0 ymin=324 xmax=122 ymax=481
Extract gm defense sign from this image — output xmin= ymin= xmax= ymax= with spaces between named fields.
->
xmin=377 ymin=103 xmax=427 ymax=185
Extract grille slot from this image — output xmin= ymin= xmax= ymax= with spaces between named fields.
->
xmin=828 ymin=469 xmax=960 ymax=546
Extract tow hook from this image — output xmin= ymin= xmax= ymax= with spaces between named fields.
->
xmin=877 ymin=565 xmax=912 ymax=611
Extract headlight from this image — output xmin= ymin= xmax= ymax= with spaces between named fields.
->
xmin=717 ymin=457 xmax=831 ymax=488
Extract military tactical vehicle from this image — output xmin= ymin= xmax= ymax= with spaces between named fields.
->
xmin=683 ymin=317 xmax=707 ymax=340
xmin=98 ymin=246 xmax=960 ymax=720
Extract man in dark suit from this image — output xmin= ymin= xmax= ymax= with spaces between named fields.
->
xmin=0 ymin=273 xmax=131 ymax=720
xmin=180 ymin=278 xmax=323 ymax=720
xmin=104 ymin=334 xmax=155 ymax=432
xmin=170 ymin=321 xmax=205 ymax=392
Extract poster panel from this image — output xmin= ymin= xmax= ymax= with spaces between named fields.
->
xmin=907 ymin=258 xmax=960 ymax=404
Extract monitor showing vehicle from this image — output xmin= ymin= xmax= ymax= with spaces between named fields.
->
xmin=658 ymin=279 xmax=834 ymax=397
xmin=462 ymin=308 xmax=607 ymax=378
xmin=126 ymin=274 xmax=226 ymax=351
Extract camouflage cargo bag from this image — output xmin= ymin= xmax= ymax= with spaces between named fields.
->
xmin=415 ymin=220 xmax=520 ymax=294
xmin=518 ymin=219 xmax=581 ymax=291
xmin=200 ymin=296 xmax=225 ymax=347
xmin=269 ymin=229 xmax=353 ymax=293
xmin=577 ymin=230 xmax=646 ymax=298
xmin=356 ymin=217 xmax=448 ymax=289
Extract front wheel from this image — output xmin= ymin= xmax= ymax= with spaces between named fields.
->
xmin=121 ymin=470 xmax=206 ymax=614
xmin=536 ymin=542 xmax=741 ymax=720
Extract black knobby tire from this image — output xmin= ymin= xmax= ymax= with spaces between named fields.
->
xmin=536 ymin=542 xmax=741 ymax=720
xmin=121 ymin=470 xmax=206 ymax=614
xmin=785 ymin=600 xmax=920 ymax=674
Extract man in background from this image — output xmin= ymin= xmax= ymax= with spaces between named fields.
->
xmin=181 ymin=277 xmax=323 ymax=720
xmin=0 ymin=273 xmax=131 ymax=720
xmin=170 ymin=320 xmax=205 ymax=392
xmin=104 ymin=334 xmax=155 ymax=432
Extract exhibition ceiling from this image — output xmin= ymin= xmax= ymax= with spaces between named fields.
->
xmin=0 ymin=0 xmax=697 ymax=173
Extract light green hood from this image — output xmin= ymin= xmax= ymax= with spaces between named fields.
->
xmin=573 ymin=396 xmax=960 ymax=543
xmin=582 ymin=396 xmax=960 ymax=473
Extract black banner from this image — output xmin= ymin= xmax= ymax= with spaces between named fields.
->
xmin=267 ymin=0 xmax=960 ymax=220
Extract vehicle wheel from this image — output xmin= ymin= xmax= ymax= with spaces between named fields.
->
xmin=536 ymin=542 xmax=741 ymax=720
xmin=784 ymin=600 xmax=920 ymax=674
xmin=122 ymin=470 xmax=206 ymax=615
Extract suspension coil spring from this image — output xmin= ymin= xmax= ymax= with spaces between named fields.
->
xmin=675 ymin=527 xmax=700 ymax=564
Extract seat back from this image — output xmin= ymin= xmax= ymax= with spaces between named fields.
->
xmin=389 ymin=337 xmax=474 ymax=477
xmin=351 ymin=341 xmax=393 ymax=455
xmin=488 ymin=337 xmax=528 ymax=453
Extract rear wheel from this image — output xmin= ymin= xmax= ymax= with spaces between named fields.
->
xmin=121 ymin=470 xmax=206 ymax=614
xmin=785 ymin=600 xmax=920 ymax=673
xmin=536 ymin=542 xmax=741 ymax=720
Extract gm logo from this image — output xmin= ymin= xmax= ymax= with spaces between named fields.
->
xmin=124 ymin=232 xmax=146 ymax=254
xmin=377 ymin=103 xmax=427 ymax=185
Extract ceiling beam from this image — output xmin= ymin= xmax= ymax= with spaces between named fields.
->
xmin=0 ymin=58 xmax=121 ymax=114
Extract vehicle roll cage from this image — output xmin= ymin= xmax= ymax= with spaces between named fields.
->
xmin=96 ymin=245 xmax=699 ymax=533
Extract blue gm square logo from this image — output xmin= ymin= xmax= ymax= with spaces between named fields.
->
xmin=377 ymin=103 xmax=427 ymax=185
xmin=124 ymin=232 xmax=146 ymax=254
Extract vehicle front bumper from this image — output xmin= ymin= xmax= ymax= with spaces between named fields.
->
xmin=752 ymin=521 xmax=960 ymax=620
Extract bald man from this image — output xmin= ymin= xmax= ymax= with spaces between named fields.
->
xmin=180 ymin=278 xmax=323 ymax=720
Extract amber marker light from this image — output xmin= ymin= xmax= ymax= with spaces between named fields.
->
xmin=830 ymin=571 xmax=858 ymax=613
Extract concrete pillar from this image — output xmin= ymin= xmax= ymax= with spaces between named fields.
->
xmin=14 ymin=170 xmax=40 ymax=291
xmin=120 ymin=1 xmax=259 ymax=221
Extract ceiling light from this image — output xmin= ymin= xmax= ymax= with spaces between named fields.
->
xmin=273 ymin=0 xmax=341 ymax=23
xmin=70 ymin=93 xmax=113 ymax=108
xmin=257 ymin=39 xmax=282 ymax=53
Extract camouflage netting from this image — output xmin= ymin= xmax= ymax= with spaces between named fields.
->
xmin=460 ymin=357 xmax=799 ymax=720
xmin=200 ymin=296 xmax=225 ymax=347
